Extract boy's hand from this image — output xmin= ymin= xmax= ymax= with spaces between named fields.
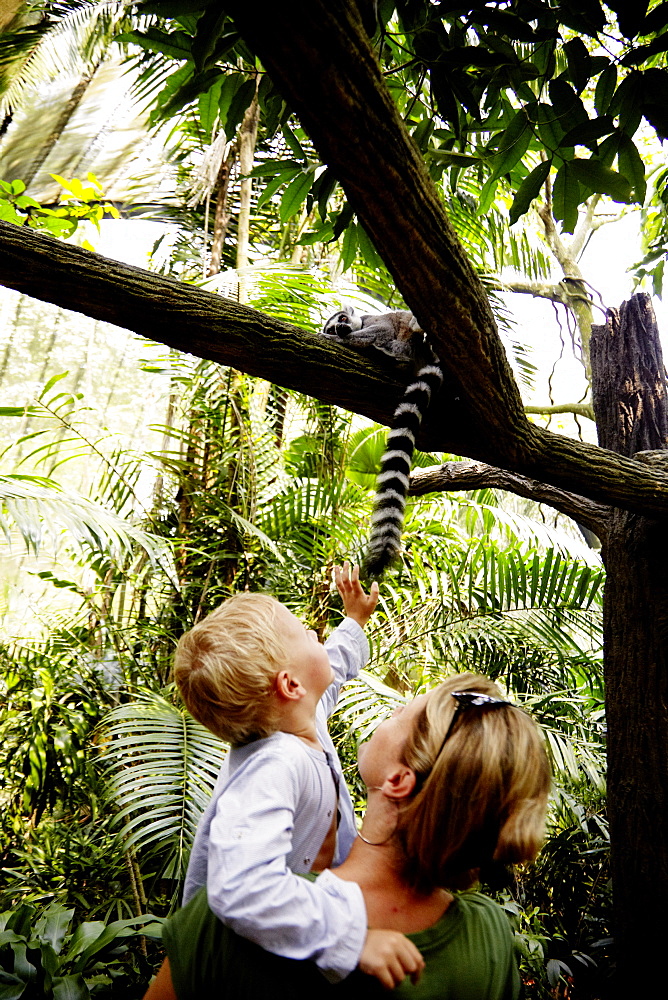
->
xmin=334 ymin=562 xmax=379 ymax=628
xmin=359 ymin=928 xmax=425 ymax=989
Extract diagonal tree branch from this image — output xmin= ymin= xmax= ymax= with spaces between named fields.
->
xmin=2 ymin=219 xmax=668 ymax=516
xmin=525 ymin=403 xmax=595 ymax=420
xmin=410 ymin=461 xmax=611 ymax=543
xmin=223 ymin=1 xmax=526 ymax=454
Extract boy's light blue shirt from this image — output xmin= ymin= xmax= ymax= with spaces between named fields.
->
xmin=182 ymin=617 xmax=369 ymax=982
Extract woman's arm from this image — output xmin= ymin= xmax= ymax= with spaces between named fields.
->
xmin=143 ymin=958 xmax=177 ymax=1000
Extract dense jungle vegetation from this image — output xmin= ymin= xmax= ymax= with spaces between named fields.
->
xmin=4 ymin=1 xmax=668 ymax=996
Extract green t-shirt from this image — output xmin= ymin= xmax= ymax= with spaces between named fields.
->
xmin=163 ymin=885 xmax=520 ymax=1000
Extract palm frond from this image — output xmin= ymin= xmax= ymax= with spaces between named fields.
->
xmin=0 ymin=473 xmax=172 ymax=567
xmin=98 ymin=691 xmax=226 ymax=880
xmin=0 ymin=2 xmax=128 ymax=119
xmin=257 ymin=477 xmax=369 ymax=563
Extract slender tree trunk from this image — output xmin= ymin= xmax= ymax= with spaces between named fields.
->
xmin=236 ymin=90 xmax=259 ymax=303
xmin=23 ymin=61 xmax=102 ymax=188
xmin=0 ymin=111 xmax=13 ymax=140
xmin=591 ymin=293 xmax=668 ymax=992
xmin=0 ymin=292 xmax=23 ymax=385
xmin=208 ymin=144 xmax=237 ymax=277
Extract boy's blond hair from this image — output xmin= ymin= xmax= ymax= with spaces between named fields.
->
xmin=173 ymin=593 xmax=291 ymax=745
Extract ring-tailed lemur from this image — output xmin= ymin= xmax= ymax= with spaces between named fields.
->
xmin=321 ymin=307 xmax=443 ymax=577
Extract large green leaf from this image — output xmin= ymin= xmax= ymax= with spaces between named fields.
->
xmin=0 ymin=474 xmax=171 ymax=566
xmin=99 ymin=693 xmax=227 ymax=880
xmin=569 ymin=158 xmax=633 ymax=203
xmin=488 ymin=108 xmax=533 ymax=181
xmin=509 ymin=160 xmax=551 ymax=226
xmin=552 ymin=162 xmax=580 ymax=233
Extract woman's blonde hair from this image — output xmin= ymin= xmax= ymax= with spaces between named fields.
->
xmin=173 ymin=593 xmax=290 ymax=745
xmin=396 ymin=673 xmax=551 ymax=893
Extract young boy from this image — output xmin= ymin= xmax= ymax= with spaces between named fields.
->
xmin=173 ymin=564 xmax=423 ymax=988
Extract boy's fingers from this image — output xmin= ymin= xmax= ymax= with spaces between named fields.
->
xmin=351 ymin=563 xmax=359 ymax=583
xmin=381 ymin=959 xmax=402 ymax=990
xmin=408 ymin=947 xmax=424 ymax=983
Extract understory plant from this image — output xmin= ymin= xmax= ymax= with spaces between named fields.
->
xmin=0 ymin=900 xmax=163 ymax=999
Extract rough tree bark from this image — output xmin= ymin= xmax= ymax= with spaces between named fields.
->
xmin=410 ymin=460 xmax=611 ymax=543
xmin=590 ymin=295 xmax=668 ymax=986
xmin=208 ymin=144 xmax=237 ymax=277
xmin=236 ymin=90 xmax=260 ymax=303
xmin=591 ymin=295 xmax=668 ymax=455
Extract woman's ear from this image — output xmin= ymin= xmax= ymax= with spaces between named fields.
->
xmin=275 ymin=670 xmax=306 ymax=702
xmin=381 ymin=766 xmax=416 ymax=801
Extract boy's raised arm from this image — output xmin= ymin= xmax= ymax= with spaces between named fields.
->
xmin=334 ymin=562 xmax=379 ymax=629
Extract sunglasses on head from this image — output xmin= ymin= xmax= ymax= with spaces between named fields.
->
xmin=434 ymin=690 xmax=514 ymax=762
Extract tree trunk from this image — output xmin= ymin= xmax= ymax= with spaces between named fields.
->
xmin=208 ymin=145 xmax=237 ymax=277
xmin=591 ymin=295 xmax=668 ymax=454
xmin=23 ymin=62 xmax=101 ymax=188
xmin=591 ymin=293 xmax=668 ymax=992
xmin=236 ymin=91 xmax=259 ymax=303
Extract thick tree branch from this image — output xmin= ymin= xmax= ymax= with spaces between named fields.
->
xmin=410 ymin=461 xmax=610 ymax=542
xmin=3 ymin=220 xmax=668 ymax=517
xmin=0 ymin=220 xmax=411 ymax=423
xmin=502 ymin=279 xmax=570 ymax=304
xmin=525 ymin=403 xmax=595 ymax=420
xmin=217 ymin=2 xmax=668 ymax=516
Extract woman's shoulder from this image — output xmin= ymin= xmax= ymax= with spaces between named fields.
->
xmin=408 ymin=890 xmax=513 ymax=956
xmin=454 ymin=890 xmax=512 ymax=918
xmin=393 ymin=892 xmax=519 ymax=1000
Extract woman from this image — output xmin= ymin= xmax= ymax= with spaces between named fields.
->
xmin=144 ymin=674 xmax=551 ymax=999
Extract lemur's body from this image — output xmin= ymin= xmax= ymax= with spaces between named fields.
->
xmin=321 ymin=308 xmax=443 ymax=577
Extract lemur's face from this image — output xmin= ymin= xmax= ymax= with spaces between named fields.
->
xmin=323 ymin=308 xmax=363 ymax=337
xmin=334 ymin=312 xmax=353 ymax=335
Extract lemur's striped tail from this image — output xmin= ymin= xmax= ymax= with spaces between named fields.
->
xmin=364 ymin=363 xmax=443 ymax=578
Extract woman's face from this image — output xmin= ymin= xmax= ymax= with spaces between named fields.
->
xmin=357 ymin=692 xmax=430 ymax=787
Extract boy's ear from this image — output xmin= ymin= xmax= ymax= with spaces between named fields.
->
xmin=381 ymin=766 xmax=416 ymax=801
xmin=275 ymin=670 xmax=306 ymax=702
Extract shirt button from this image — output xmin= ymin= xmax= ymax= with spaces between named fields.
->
xmin=304 ymin=857 xmax=311 ymax=865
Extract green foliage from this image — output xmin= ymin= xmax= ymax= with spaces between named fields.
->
xmin=0 ymin=644 xmax=112 ymax=829
xmin=1 ymin=371 xmax=172 ymax=564
xmin=509 ymin=774 xmax=611 ymax=996
xmin=0 ymin=900 xmax=163 ymax=998
xmin=633 ymin=163 xmax=668 ymax=294
xmin=116 ymin=0 xmax=668 ymax=256
xmin=0 ymin=472 xmax=168 ymax=562
xmin=0 ymin=175 xmax=119 ymax=242
xmin=0 ymin=0 xmax=129 ymax=120
xmin=99 ymin=692 xmax=227 ymax=887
